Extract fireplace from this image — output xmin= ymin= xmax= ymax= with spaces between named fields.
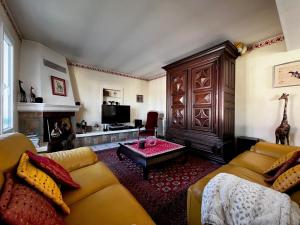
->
xmin=18 ymin=106 xmax=78 ymax=152
xmin=43 ymin=112 xmax=75 ymax=152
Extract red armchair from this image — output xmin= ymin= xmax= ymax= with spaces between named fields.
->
xmin=138 ymin=112 xmax=158 ymax=137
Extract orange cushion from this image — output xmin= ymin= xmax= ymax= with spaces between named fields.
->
xmin=265 ymin=151 xmax=300 ymax=183
xmin=17 ymin=153 xmax=70 ymax=214
xmin=264 ymin=150 xmax=300 ymax=174
xmin=272 ymin=164 xmax=300 ymax=192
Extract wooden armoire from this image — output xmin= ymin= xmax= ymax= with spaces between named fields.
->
xmin=163 ymin=41 xmax=238 ymax=163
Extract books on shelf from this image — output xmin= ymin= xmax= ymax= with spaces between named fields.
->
xmin=27 ymin=134 xmax=40 ymax=148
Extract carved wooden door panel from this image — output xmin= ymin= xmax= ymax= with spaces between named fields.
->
xmin=191 ymin=62 xmax=217 ymax=133
xmin=169 ymin=70 xmax=187 ymax=129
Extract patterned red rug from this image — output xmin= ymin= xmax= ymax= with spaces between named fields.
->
xmin=97 ymin=149 xmax=220 ymax=225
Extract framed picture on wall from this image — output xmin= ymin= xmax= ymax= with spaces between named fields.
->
xmin=136 ymin=95 xmax=143 ymax=103
xmin=274 ymin=60 xmax=300 ymax=87
xmin=51 ymin=76 xmax=67 ymax=96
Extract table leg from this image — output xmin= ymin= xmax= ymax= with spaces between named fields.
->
xmin=182 ymin=150 xmax=188 ymax=163
xmin=143 ymin=167 xmax=149 ymax=180
xmin=117 ymin=146 xmax=123 ymax=161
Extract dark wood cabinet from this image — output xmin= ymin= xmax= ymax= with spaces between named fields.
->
xmin=163 ymin=41 xmax=238 ymax=163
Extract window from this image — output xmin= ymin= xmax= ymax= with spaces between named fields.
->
xmin=1 ymin=33 xmax=14 ymax=133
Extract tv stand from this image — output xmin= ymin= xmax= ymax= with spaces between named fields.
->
xmin=75 ymin=127 xmax=144 ymax=148
xmin=108 ymin=124 xmax=134 ymax=131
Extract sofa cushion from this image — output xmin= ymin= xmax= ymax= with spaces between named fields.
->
xmin=17 ymin=153 xmax=70 ymax=214
xmin=64 ymin=184 xmax=155 ymax=225
xmin=229 ymin=151 xmax=276 ymax=174
xmin=0 ymin=133 xmax=36 ymax=177
xmin=43 ymin=147 xmax=98 ymax=172
xmin=250 ymin=142 xmax=299 ymax=159
xmin=264 ymin=150 xmax=300 ymax=174
xmin=0 ymin=173 xmax=65 ymax=225
xmin=291 ymin=191 xmax=300 ymax=206
xmin=272 ymin=164 xmax=300 ymax=192
xmin=26 ymin=151 xmax=80 ymax=189
xmin=0 ymin=173 xmax=4 ymax=189
xmin=265 ymin=151 xmax=300 ymax=183
xmin=62 ymin=162 xmax=119 ymax=205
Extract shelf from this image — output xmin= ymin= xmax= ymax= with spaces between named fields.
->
xmin=103 ymin=96 xmax=121 ymax=98
xmin=17 ymin=102 xmax=80 ymax=112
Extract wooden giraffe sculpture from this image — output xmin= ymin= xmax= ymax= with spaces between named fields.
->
xmin=275 ymin=93 xmax=290 ymax=145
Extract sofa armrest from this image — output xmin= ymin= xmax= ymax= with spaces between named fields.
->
xmin=250 ymin=142 xmax=299 ymax=159
xmin=42 ymin=147 xmax=98 ymax=172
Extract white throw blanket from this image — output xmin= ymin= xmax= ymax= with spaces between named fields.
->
xmin=201 ymin=173 xmax=300 ymax=225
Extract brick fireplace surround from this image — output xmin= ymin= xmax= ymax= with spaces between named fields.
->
xmin=17 ymin=103 xmax=79 ymax=150
xmin=18 ymin=111 xmax=76 ymax=148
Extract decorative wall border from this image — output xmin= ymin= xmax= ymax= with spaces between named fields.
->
xmin=68 ymin=61 xmax=167 ymax=81
xmin=67 ymin=61 xmax=150 ymax=81
xmin=247 ymin=34 xmax=284 ymax=51
xmin=0 ymin=0 xmax=22 ymax=40
xmin=148 ymin=73 xmax=166 ymax=81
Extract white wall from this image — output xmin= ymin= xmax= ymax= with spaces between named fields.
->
xmin=19 ymin=40 xmax=75 ymax=106
xmin=69 ymin=66 xmax=149 ymax=125
xmin=148 ymin=76 xmax=166 ymax=136
xmin=148 ymin=76 xmax=166 ymax=116
xmin=236 ymin=41 xmax=300 ymax=146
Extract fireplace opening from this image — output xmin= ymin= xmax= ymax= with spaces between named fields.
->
xmin=43 ymin=112 xmax=76 ymax=152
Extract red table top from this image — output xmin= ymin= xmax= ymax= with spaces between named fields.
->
xmin=124 ymin=139 xmax=185 ymax=158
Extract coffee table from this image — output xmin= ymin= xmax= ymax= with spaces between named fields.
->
xmin=117 ymin=139 xmax=186 ymax=180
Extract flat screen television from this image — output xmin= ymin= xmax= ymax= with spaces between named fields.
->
xmin=102 ymin=105 xmax=130 ymax=124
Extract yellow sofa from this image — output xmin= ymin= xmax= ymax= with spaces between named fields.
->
xmin=187 ymin=141 xmax=300 ymax=225
xmin=0 ymin=133 xmax=155 ymax=225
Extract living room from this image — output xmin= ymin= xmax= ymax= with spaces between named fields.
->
xmin=1 ymin=0 xmax=300 ymax=225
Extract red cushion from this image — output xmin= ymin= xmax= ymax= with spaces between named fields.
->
xmin=26 ymin=151 xmax=80 ymax=189
xmin=265 ymin=151 xmax=300 ymax=183
xmin=0 ymin=173 xmax=65 ymax=225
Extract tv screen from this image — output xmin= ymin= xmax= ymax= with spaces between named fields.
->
xmin=102 ymin=105 xmax=130 ymax=124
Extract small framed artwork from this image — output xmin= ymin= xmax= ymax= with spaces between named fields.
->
xmin=136 ymin=95 xmax=143 ymax=103
xmin=51 ymin=76 xmax=67 ymax=96
xmin=274 ymin=60 xmax=300 ymax=87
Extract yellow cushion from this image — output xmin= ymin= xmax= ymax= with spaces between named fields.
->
xmin=272 ymin=164 xmax=300 ymax=192
xmin=264 ymin=150 xmax=299 ymax=174
xmin=17 ymin=153 xmax=70 ymax=214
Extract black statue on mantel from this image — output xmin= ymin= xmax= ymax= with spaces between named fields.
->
xmin=275 ymin=93 xmax=291 ymax=145
xmin=30 ymin=86 xmax=36 ymax=103
xmin=18 ymin=80 xmax=27 ymax=102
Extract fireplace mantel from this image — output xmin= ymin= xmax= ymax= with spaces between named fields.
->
xmin=17 ymin=102 xmax=80 ymax=112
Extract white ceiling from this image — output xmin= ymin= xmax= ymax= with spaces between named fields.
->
xmin=7 ymin=0 xmax=282 ymax=79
